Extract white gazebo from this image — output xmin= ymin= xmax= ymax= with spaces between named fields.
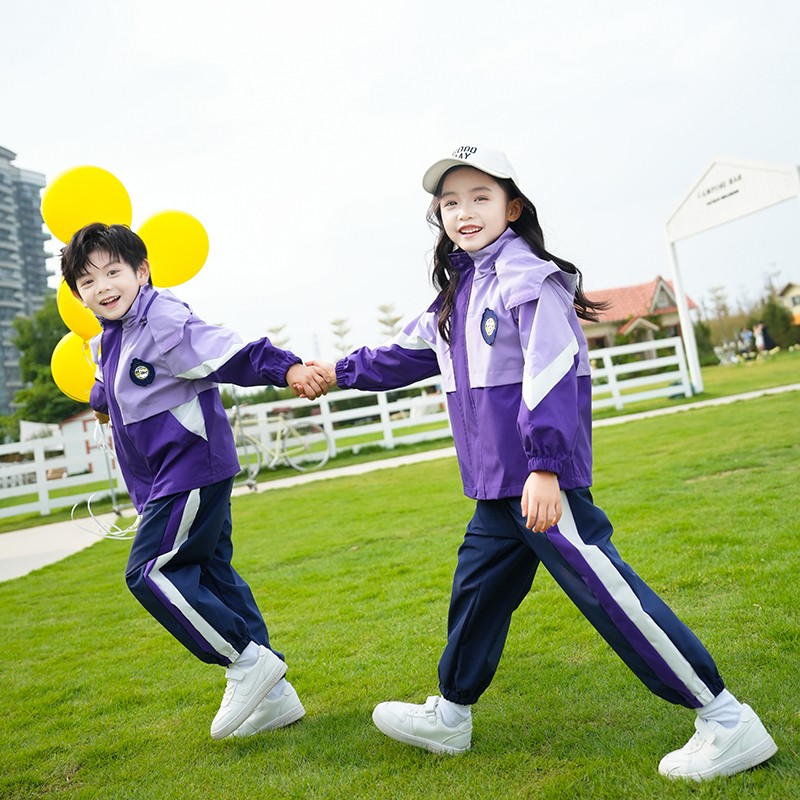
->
xmin=666 ymin=158 xmax=800 ymax=393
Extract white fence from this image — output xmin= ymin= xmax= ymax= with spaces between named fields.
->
xmin=590 ymin=336 xmax=692 ymax=410
xmin=0 ymin=338 xmax=692 ymax=520
xmin=0 ymin=424 xmax=126 ymax=520
xmin=233 ymin=375 xmax=451 ymax=459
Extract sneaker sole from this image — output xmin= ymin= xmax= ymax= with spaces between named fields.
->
xmin=662 ymin=734 xmax=778 ymax=780
xmin=371 ymin=708 xmax=470 ymax=756
xmin=210 ymin=657 xmax=288 ymax=740
xmin=232 ymin=701 xmax=306 ymax=737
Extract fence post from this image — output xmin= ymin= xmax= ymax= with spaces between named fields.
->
xmin=33 ymin=440 xmax=51 ymax=516
xmin=602 ymin=353 xmax=623 ymax=410
xmin=674 ymin=339 xmax=693 ymax=398
xmin=376 ymin=392 xmax=395 ymax=449
xmin=317 ymin=394 xmax=338 ymax=456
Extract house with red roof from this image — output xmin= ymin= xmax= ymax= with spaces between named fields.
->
xmin=581 ymin=276 xmax=697 ymax=350
xmin=778 ymin=282 xmax=800 ymax=325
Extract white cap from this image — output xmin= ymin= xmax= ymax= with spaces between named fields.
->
xmin=422 ymin=146 xmax=518 ymax=194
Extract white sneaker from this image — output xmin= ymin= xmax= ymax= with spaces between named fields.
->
xmin=229 ymin=682 xmax=306 ymax=737
xmin=210 ymin=645 xmax=287 ymax=740
xmin=659 ymin=704 xmax=777 ymax=780
xmin=372 ymin=696 xmax=472 ymax=755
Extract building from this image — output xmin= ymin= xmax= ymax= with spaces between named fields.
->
xmin=0 ymin=146 xmax=51 ymax=416
xmin=581 ymin=276 xmax=697 ymax=350
xmin=777 ymin=282 xmax=800 ymax=325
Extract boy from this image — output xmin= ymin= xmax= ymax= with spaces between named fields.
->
xmin=62 ymin=222 xmax=329 ymax=739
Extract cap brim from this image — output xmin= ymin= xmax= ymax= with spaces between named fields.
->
xmin=422 ymin=158 xmax=516 ymax=194
xmin=422 ymin=159 xmax=466 ymax=194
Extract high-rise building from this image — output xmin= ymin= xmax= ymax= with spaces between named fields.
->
xmin=0 ymin=146 xmax=51 ymax=416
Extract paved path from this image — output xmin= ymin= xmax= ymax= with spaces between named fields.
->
xmin=0 ymin=448 xmax=457 ymax=583
xmin=0 ymin=513 xmax=119 ymax=583
xmin=2 ymin=382 xmax=797 ymax=583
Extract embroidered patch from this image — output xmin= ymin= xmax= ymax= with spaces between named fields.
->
xmin=129 ymin=358 xmax=155 ymax=386
xmin=481 ymin=308 xmax=498 ymax=345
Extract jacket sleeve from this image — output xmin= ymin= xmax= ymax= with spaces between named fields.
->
xmin=515 ymin=276 xmax=583 ymax=476
xmin=159 ymin=313 xmax=301 ymax=387
xmin=90 ymin=380 xmax=108 ymax=414
xmin=336 ymin=309 xmax=441 ymax=391
xmin=88 ymin=334 xmax=108 ymax=413
xmin=204 ymin=339 xmax=301 ymax=387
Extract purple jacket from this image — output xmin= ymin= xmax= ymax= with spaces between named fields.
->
xmin=335 ymin=228 xmax=593 ymax=500
xmin=89 ymin=284 xmax=301 ymax=512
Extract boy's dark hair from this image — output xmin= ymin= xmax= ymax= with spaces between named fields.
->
xmin=61 ymin=223 xmax=150 ymax=292
xmin=428 ymin=168 xmax=609 ymax=343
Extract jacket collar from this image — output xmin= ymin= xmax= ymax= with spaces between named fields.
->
xmin=469 ymin=227 xmax=518 ymax=274
xmin=448 ymin=227 xmax=519 ymax=273
xmin=98 ymin=283 xmax=158 ymax=330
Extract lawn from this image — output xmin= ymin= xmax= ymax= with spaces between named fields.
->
xmin=1 ymin=389 xmax=798 ymax=799
xmin=1 ymin=349 xmax=797 ymax=535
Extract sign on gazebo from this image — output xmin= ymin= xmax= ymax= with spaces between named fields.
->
xmin=667 ymin=159 xmax=800 ymax=243
xmin=666 ymin=158 xmax=800 ymax=393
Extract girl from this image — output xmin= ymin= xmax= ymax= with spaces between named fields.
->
xmin=311 ymin=146 xmax=776 ymax=780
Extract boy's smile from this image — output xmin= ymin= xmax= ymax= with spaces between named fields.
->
xmin=75 ymin=249 xmax=150 ymax=321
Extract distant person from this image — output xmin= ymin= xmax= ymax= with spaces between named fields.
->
xmin=308 ymin=146 xmax=776 ymax=780
xmin=754 ymin=321 xmax=776 ymax=353
xmin=61 ymin=223 xmax=330 ymax=740
xmin=738 ymin=327 xmax=754 ymax=357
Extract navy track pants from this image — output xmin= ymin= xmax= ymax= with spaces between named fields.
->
xmin=438 ymin=489 xmax=725 ymax=707
xmin=125 ymin=478 xmax=275 ymax=666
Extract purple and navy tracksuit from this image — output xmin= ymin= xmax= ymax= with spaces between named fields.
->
xmin=336 ymin=228 xmax=724 ymax=708
xmin=90 ymin=283 xmax=301 ymax=666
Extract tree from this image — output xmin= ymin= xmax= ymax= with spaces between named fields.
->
xmin=9 ymin=295 xmax=85 ymax=426
xmin=331 ymin=318 xmax=352 ymax=357
xmin=704 ymin=285 xmax=737 ymax=344
xmin=753 ymin=297 xmax=800 ymax=349
xmin=266 ymin=324 xmax=290 ymax=349
xmin=15 ymin=295 xmax=67 ymax=384
xmin=377 ymin=303 xmax=403 ymax=340
xmin=693 ymin=319 xmax=718 ymax=366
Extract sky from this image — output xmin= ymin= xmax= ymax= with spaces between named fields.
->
xmin=3 ymin=0 xmax=800 ymax=361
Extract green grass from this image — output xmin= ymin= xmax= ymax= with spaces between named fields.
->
xmin=334 ymin=418 xmax=450 ymax=451
xmin=0 ymin=478 xmax=117 ymax=510
xmin=1 ymin=391 xmax=798 ymax=799
xmin=592 ymin=347 xmax=799 ymax=419
xmin=1 ymin=350 xmax=797 ymax=535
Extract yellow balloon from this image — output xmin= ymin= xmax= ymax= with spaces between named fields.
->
xmin=41 ymin=166 xmax=133 ymax=244
xmin=56 ymin=279 xmax=101 ymax=341
xmin=138 ymin=210 xmax=209 ymax=288
xmin=51 ymin=332 xmax=96 ymax=403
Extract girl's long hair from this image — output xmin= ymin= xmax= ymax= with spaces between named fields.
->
xmin=428 ymin=171 xmax=608 ymax=343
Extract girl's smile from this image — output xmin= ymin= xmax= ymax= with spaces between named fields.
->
xmin=439 ymin=166 xmax=522 ymax=252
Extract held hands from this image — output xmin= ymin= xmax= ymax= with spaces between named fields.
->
xmin=303 ymin=360 xmax=337 ymax=388
xmin=93 ymin=410 xmax=110 ymax=424
xmin=286 ymin=362 xmax=331 ymax=400
xmin=521 ymin=470 xmax=562 ymax=532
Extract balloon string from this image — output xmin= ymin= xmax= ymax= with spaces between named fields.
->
xmin=71 ymin=494 xmax=139 ymax=540
xmin=93 ymin=420 xmax=115 ymax=460
xmin=81 ymin=339 xmax=94 ymax=368
xmin=69 ymin=422 xmax=139 ymax=539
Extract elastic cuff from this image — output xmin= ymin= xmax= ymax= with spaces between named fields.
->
xmin=334 ymin=359 xmax=351 ymax=388
xmin=527 ymin=457 xmax=564 ymax=475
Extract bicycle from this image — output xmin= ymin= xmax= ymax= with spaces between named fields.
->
xmin=230 ymin=403 xmax=332 ymax=489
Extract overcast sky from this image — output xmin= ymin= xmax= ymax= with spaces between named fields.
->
xmin=4 ymin=0 xmax=800 ymax=360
